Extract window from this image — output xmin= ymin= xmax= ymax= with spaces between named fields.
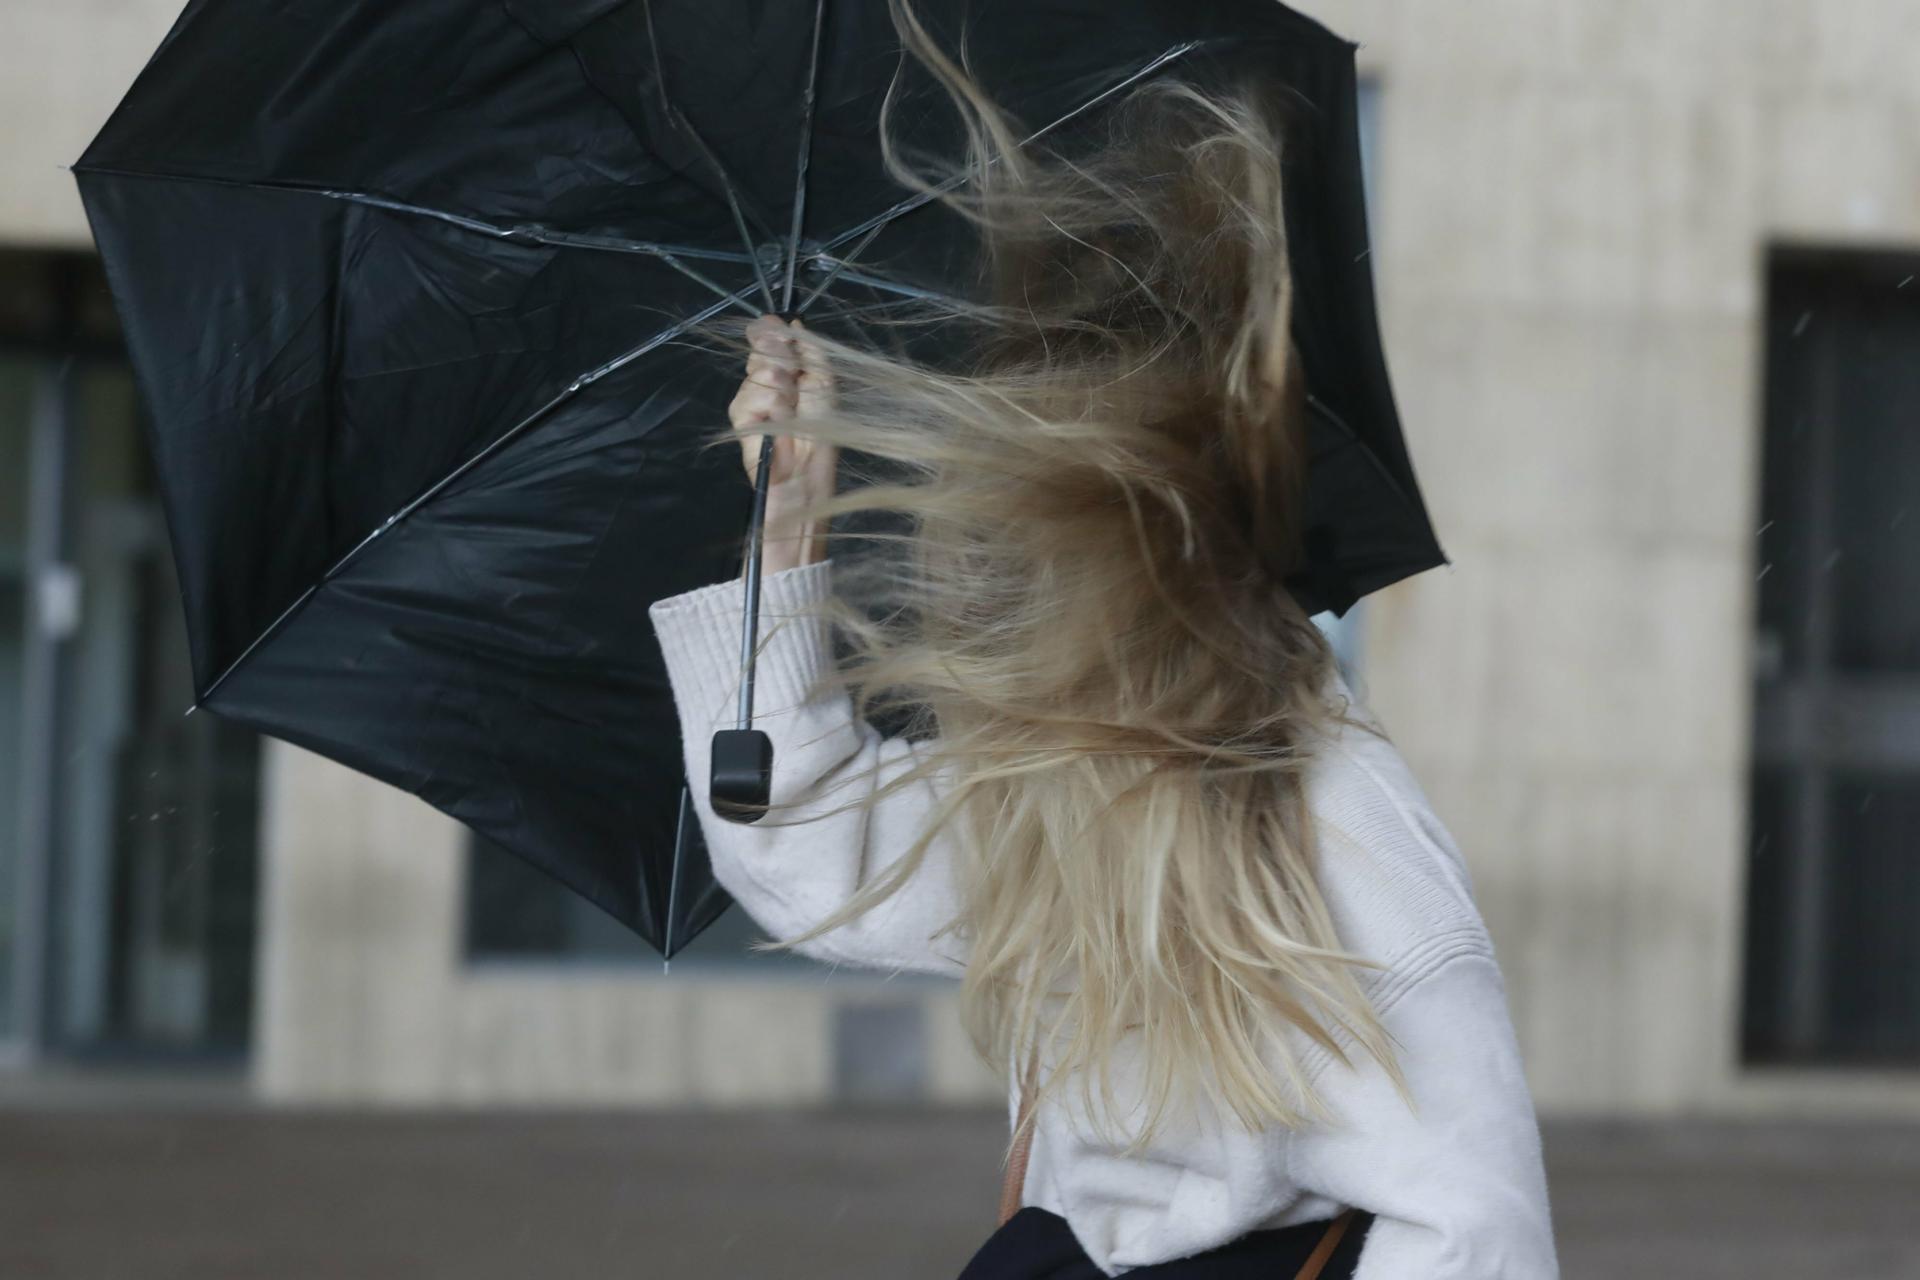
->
xmin=1742 ymin=247 xmax=1920 ymax=1064
xmin=0 ymin=249 xmax=261 ymax=1057
xmin=464 ymin=831 xmax=801 ymax=966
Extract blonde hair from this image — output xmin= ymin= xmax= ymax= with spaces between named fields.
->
xmin=699 ymin=0 xmax=1410 ymax=1151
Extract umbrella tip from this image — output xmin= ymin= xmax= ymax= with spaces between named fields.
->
xmin=662 ymin=958 xmax=671 ymax=977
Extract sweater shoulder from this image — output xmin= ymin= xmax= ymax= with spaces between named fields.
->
xmin=1300 ymin=678 xmax=1495 ymax=995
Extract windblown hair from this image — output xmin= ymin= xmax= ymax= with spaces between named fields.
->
xmin=701 ymin=0 xmax=1410 ymax=1152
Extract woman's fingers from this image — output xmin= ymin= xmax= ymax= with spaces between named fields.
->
xmin=733 ymin=316 xmax=800 ymax=483
xmin=732 ymin=315 xmax=836 ymax=490
xmin=746 ymin=317 xmax=796 ymax=380
xmin=730 ymin=334 xmax=795 ymax=425
xmin=791 ymin=318 xmax=836 ymax=417
xmin=728 ymin=377 xmax=789 ymax=429
xmin=744 ymin=345 xmax=797 ymax=386
xmin=746 ymin=311 xmax=790 ymax=344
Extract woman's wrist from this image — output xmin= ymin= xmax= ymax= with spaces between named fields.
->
xmin=757 ymin=521 xmax=826 ymax=575
xmin=748 ymin=490 xmax=828 ymax=577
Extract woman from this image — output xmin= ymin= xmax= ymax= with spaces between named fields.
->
xmin=648 ymin=6 xmax=1557 ymax=1275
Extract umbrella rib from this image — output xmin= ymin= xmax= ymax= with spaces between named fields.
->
xmin=192 ymin=280 xmax=764 ymax=709
xmin=652 ymin=250 xmax=767 ymax=316
xmin=1302 ymin=392 xmax=1437 ymax=536
xmin=794 ymin=220 xmax=889 ymax=316
xmin=796 ymin=38 xmax=1219 ymax=315
xmin=70 ymin=163 xmax=762 ymax=266
xmin=325 ymin=189 xmax=762 ymax=265
xmin=670 ymin=118 xmax=779 ymax=311
xmin=800 ymin=254 xmax=969 ymax=307
xmin=829 ymin=37 xmax=1211 ymax=255
xmin=642 ymin=0 xmax=780 ymax=312
xmin=779 ymin=0 xmax=829 ymax=312
xmin=664 ymin=785 xmax=690 ymax=965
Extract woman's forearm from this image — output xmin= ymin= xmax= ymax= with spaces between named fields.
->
xmin=648 ymin=560 xmax=965 ymax=975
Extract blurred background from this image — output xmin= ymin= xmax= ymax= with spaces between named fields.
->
xmin=1 ymin=1 xmax=1916 ymax=1277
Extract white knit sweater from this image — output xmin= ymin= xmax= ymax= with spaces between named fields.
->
xmin=648 ymin=559 xmax=1559 ymax=1278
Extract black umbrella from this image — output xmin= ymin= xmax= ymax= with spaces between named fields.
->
xmin=72 ymin=0 xmax=1444 ymax=957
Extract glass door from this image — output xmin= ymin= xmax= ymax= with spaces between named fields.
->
xmin=2 ymin=248 xmax=263 ymax=1062
xmin=0 ymin=354 xmax=32 ymax=1050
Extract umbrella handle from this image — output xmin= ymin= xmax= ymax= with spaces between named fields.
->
xmin=710 ymin=432 xmax=778 ymax=823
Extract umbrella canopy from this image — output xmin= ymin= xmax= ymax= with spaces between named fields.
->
xmin=73 ymin=0 xmax=1444 ymax=956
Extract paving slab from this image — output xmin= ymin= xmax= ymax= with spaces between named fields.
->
xmin=1 ymin=1102 xmax=1916 ymax=1278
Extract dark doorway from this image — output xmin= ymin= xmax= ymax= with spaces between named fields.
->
xmin=2 ymin=249 xmax=261 ymax=1062
xmin=1743 ymin=247 xmax=1920 ymax=1065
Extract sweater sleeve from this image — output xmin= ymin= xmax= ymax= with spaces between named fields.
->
xmin=1285 ymin=950 xmax=1560 ymax=1279
xmin=646 ymin=559 xmax=966 ymax=976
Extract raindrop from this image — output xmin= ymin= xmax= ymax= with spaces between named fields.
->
xmin=1821 ymin=548 xmax=1843 ymax=574
xmin=1756 ymin=562 xmax=1773 ymax=582
xmin=1892 ymin=507 xmax=1909 ymax=530
xmin=1858 ymin=791 xmax=1875 ymax=815
xmin=1899 ymin=275 xmax=1915 ymax=290
xmin=1792 ymin=310 xmax=1813 ymax=338
xmin=1756 ymin=520 xmax=1774 ymax=536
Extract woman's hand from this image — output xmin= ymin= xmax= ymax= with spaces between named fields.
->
xmin=728 ymin=314 xmax=838 ymax=576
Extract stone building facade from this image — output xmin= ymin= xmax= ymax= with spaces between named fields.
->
xmin=3 ymin=0 xmax=1916 ymax=1117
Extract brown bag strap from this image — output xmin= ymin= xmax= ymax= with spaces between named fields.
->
xmin=1293 ymin=1207 xmax=1358 ymax=1280
xmin=997 ymin=1045 xmax=1042 ymax=1227
xmin=998 ymin=1046 xmax=1360 ymax=1279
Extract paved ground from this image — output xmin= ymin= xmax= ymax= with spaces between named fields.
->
xmin=2 ymin=1097 xmax=1918 ymax=1278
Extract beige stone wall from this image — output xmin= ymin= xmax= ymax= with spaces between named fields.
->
xmin=1291 ymin=0 xmax=1920 ymax=1116
xmin=255 ymin=742 xmax=1000 ymax=1106
xmin=0 ymin=0 xmax=186 ymax=246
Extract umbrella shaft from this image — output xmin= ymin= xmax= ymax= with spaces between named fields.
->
xmin=737 ymin=432 xmax=778 ymax=729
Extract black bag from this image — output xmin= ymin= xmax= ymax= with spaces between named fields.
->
xmin=958 ymin=1205 xmax=1371 ymax=1280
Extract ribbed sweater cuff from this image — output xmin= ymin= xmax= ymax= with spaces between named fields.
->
xmin=647 ymin=558 xmax=839 ymax=729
